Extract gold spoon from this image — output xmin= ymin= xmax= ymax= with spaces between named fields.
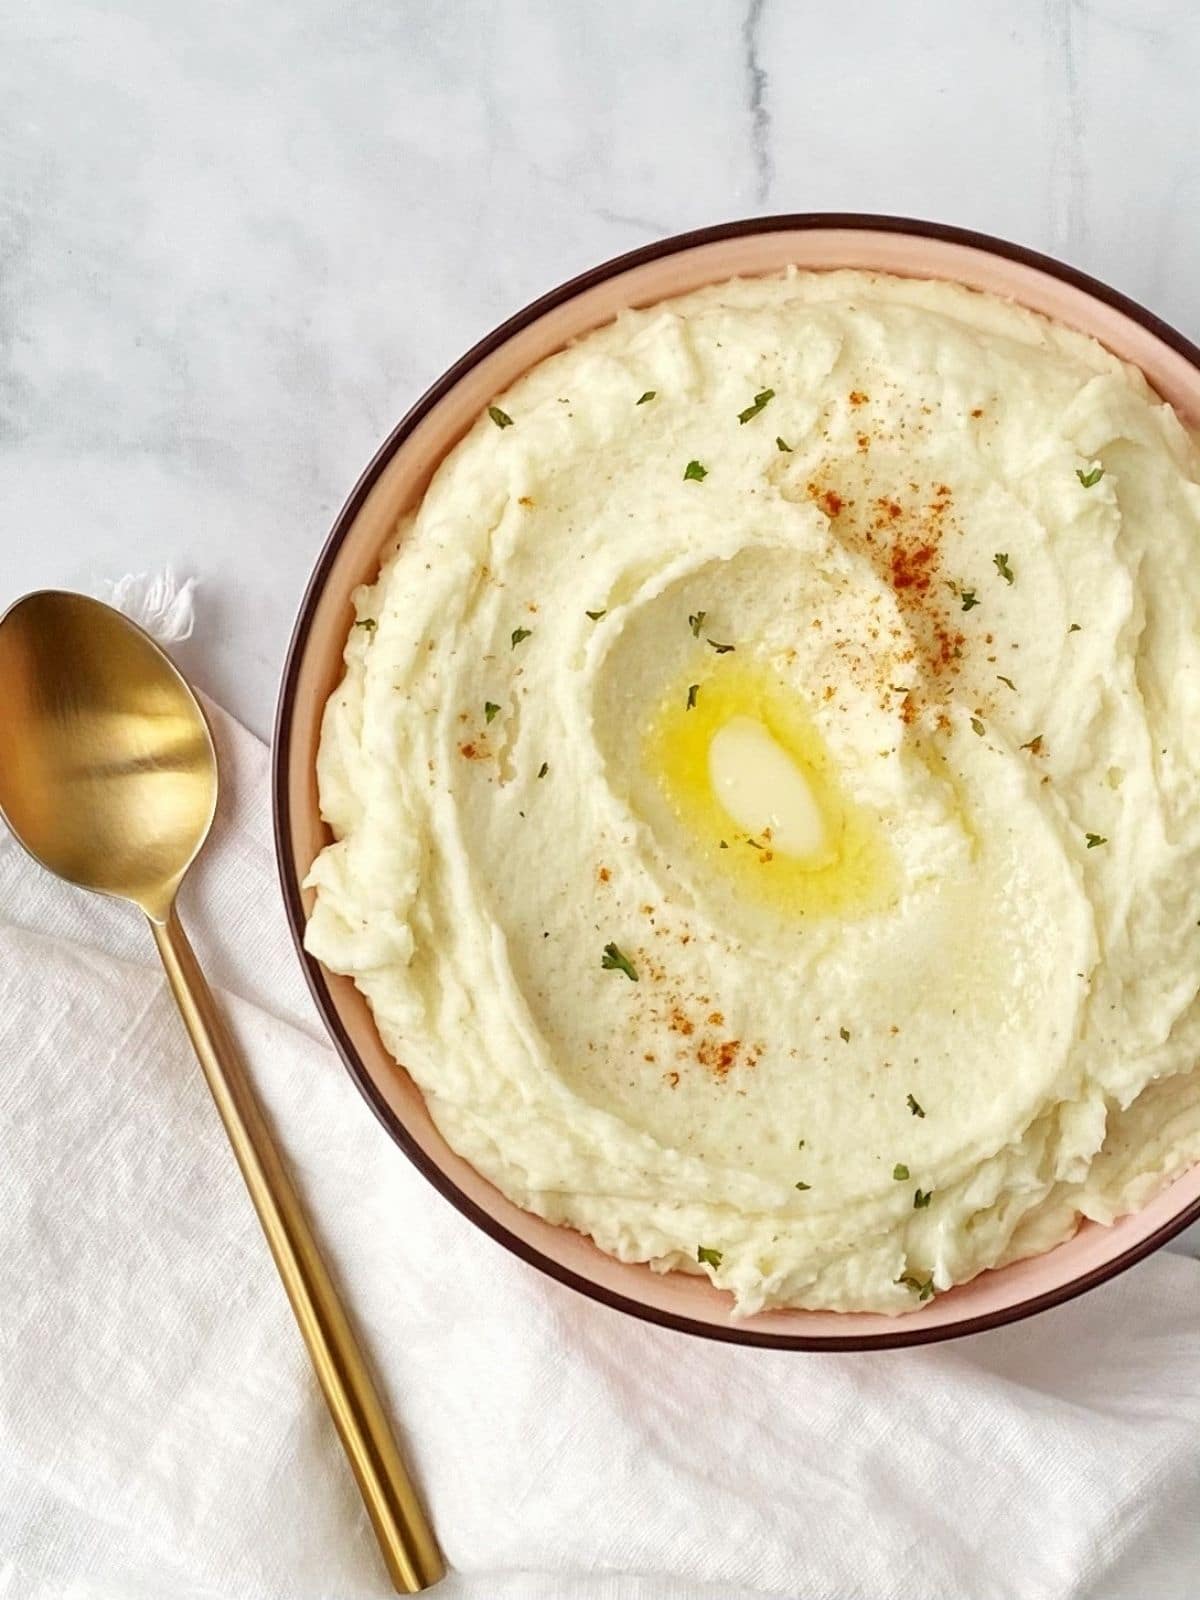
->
xmin=0 ymin=590 xmax=443 ymax=1594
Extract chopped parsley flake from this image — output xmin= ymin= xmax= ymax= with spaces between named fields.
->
xmin=354 ymin=617 xmax=377 ymax=632
xmin=893 ymin=1163 xmax=910 ymax=1181
xmin=537 ymin=761 xmax=549 ymax=779
xmin=707 ymin=638 xmax=736 ymax=654
xmin=686 ymin=683 xmax=699 ymax=711
xmin=683 ymin=459 xmax=708 ymax=482
xmin=797 ymin=1139 xmax=806 ymax=1151
xmin=1077 ymin=464 xmax=1104 ymax=488
xmin=839 ymin=1027 xmax=851 ymax=1043
xmin=585 ymin=609 xmax=607 ymax=621
xmin=718 ymin=839 xmax=729 ymax=849
xmin=737 ymin=387 xmax=775 ymax=424
xmin=993 ymin=552 xmax=1014 ymax=584
xmin=487 ymin=405 xmax=513 ymax=429
xmin=794 ymin=1180 xmax=812 ymax=1192
xmin=960 ymin=589 xmax=980 ymax=612
xmin=996 ymin=675 xmax=1016 ymax=692
xmin=601 ymin=942 xmax=638 ymax=981
xmin=1069 ymin=622 xmax=1082 ymax=633
xmin=906 ymin=1093 xmax=926 ymax=1118
xmin=896 ymin=1273 xmax=935 ymax=1301
xmin=483 ymin=701 xmax=500 ymax=723
xmin=510 ymin=626 xmax=532 ymax=648
xmin=636 ymin=390 xmax=656 ymax=405
xmin=913 ymin=1188 xmax=933 ymax=1209
xmin=776 ymin=436 xmax=793 ymax=452
xmin=1085 ymin=832 xmax=1107 ymax=849
xmin=970 ymin=716 xmax=985 ymax=737
xmin=697 ymin=1245 xmax=722 ymax=1268
xmin=688 ymin=610 xmax=707 ymax=637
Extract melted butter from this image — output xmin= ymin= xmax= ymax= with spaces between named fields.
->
xmin=708 ymin=716 xmax=828 ymax=859
xmin=642 ymin=659 xmax=897 ymax=918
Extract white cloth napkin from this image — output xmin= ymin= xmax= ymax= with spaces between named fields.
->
xmin=2 ymin=581 xmax=1199 ymax=1600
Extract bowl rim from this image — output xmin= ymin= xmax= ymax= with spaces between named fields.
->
xmin=273 ymin=212 xmax=1200 ymax=1350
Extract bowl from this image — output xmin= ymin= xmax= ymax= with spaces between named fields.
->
xmin=274 ymin=214 xmax=1200 ymax=1349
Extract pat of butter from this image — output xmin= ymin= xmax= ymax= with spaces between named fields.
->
xmin=707 ymin=715 xmax=826 ymax=857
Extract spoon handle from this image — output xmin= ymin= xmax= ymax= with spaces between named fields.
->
xmin=150 ymin=906 xmax=443 ymax=1594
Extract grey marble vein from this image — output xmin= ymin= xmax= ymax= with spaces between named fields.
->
xmin=592 ymin=206 xmax=672 ymax=239
xmin=742 ymin=0 xmax=773 ymax=206
xmin=1046 ymin=0 xmax=1089 ymax=260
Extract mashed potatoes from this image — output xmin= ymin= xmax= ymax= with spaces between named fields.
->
xmin=305 ymin=270 xmax=1200 ymax=1313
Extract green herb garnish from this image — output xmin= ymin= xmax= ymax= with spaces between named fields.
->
xmin=993 ymin=552 xmax=1014 ymax=584
xmin=707 ymin=639 xmax=736 ymax=654
xmin=1077 ymin=464 xmax=1104 ymax=488
xmin=354 ymin=617 xmax=377 ymax=632
xmin=585 ymin=609 xmax=607 ymax=621
xmin=537 ymin=761 xmax=549 ymax=779
xmin=697 ymin=1245 xmax=722 ymax=1268
xmin=686 ymin=683 xmax=699 ymax=711
xmin=688 ymin=610 xmax=707 ymax=638
xmin=776 ymin=436 xmax=792 ymax=452
xmin=483 ymin=702 xmax=500 ymax=724
xmin=970 ymin=716 xmax=985 ymax=737
xmin=794 ymin=1180 xmax=811 ymax=1191
xmin=960 ymin=589 xmax=980 ymax=612
xmin=510 ymin=626 xmax=532 ymax=649
xmin=601 ymin=942 xmax=638 ymax=981
xmin=996 ymin=675 xmax=1016 ymax=692
xmin=488 ymin=405 xmax=513 ymax=429
xmin=1069 ymin=622 xmax=1081 ymax=633
xmin=913 ymin=1188 xmax=933 ymax=1209
xmin=896 ymin=1273 xmax=935 ymax=1301
xmin=738 ymin=388 xmax=775 ymax=424
xmin=893 ymin=1163 xmax=909 ymax=1181
xmin=906 ymin=1093 xmax=926 ymax=1118
xmin=839 ymin=1027 xmax=851 ymax=1043
xmin=1085 ymin=832 xmax=1107 ymax=849
xmin=683 ymin=459 xmax=708 ymax=482
xmin=636 ymin=390 xmax=656 ymax=405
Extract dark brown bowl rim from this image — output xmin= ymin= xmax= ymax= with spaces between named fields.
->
xmin=273 ymin=212 xmax=1200 ymax=1350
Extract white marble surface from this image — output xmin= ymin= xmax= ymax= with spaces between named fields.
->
xmin=2 ymin=0 xmax=1198 ymax=734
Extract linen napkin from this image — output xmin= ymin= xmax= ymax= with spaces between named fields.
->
xmin=2 ymin=579 xmax=1198 ymax=1600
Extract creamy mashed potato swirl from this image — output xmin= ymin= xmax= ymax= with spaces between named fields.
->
xmin=306 ymin=270 xmax=1200 ymax=1313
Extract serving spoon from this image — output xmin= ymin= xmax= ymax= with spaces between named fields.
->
xmin=0 ymin=590 xmax=443 ymax=1594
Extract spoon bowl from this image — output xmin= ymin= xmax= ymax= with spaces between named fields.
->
xmin=0 ymin=591 xmax=216 ymax=919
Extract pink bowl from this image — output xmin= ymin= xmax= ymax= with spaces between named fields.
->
xmin=274 ymin=215 xmax=1200 ymax=1348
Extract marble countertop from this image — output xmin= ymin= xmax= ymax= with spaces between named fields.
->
xmin=2 ymin=0 xmax=1198 ymax=734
